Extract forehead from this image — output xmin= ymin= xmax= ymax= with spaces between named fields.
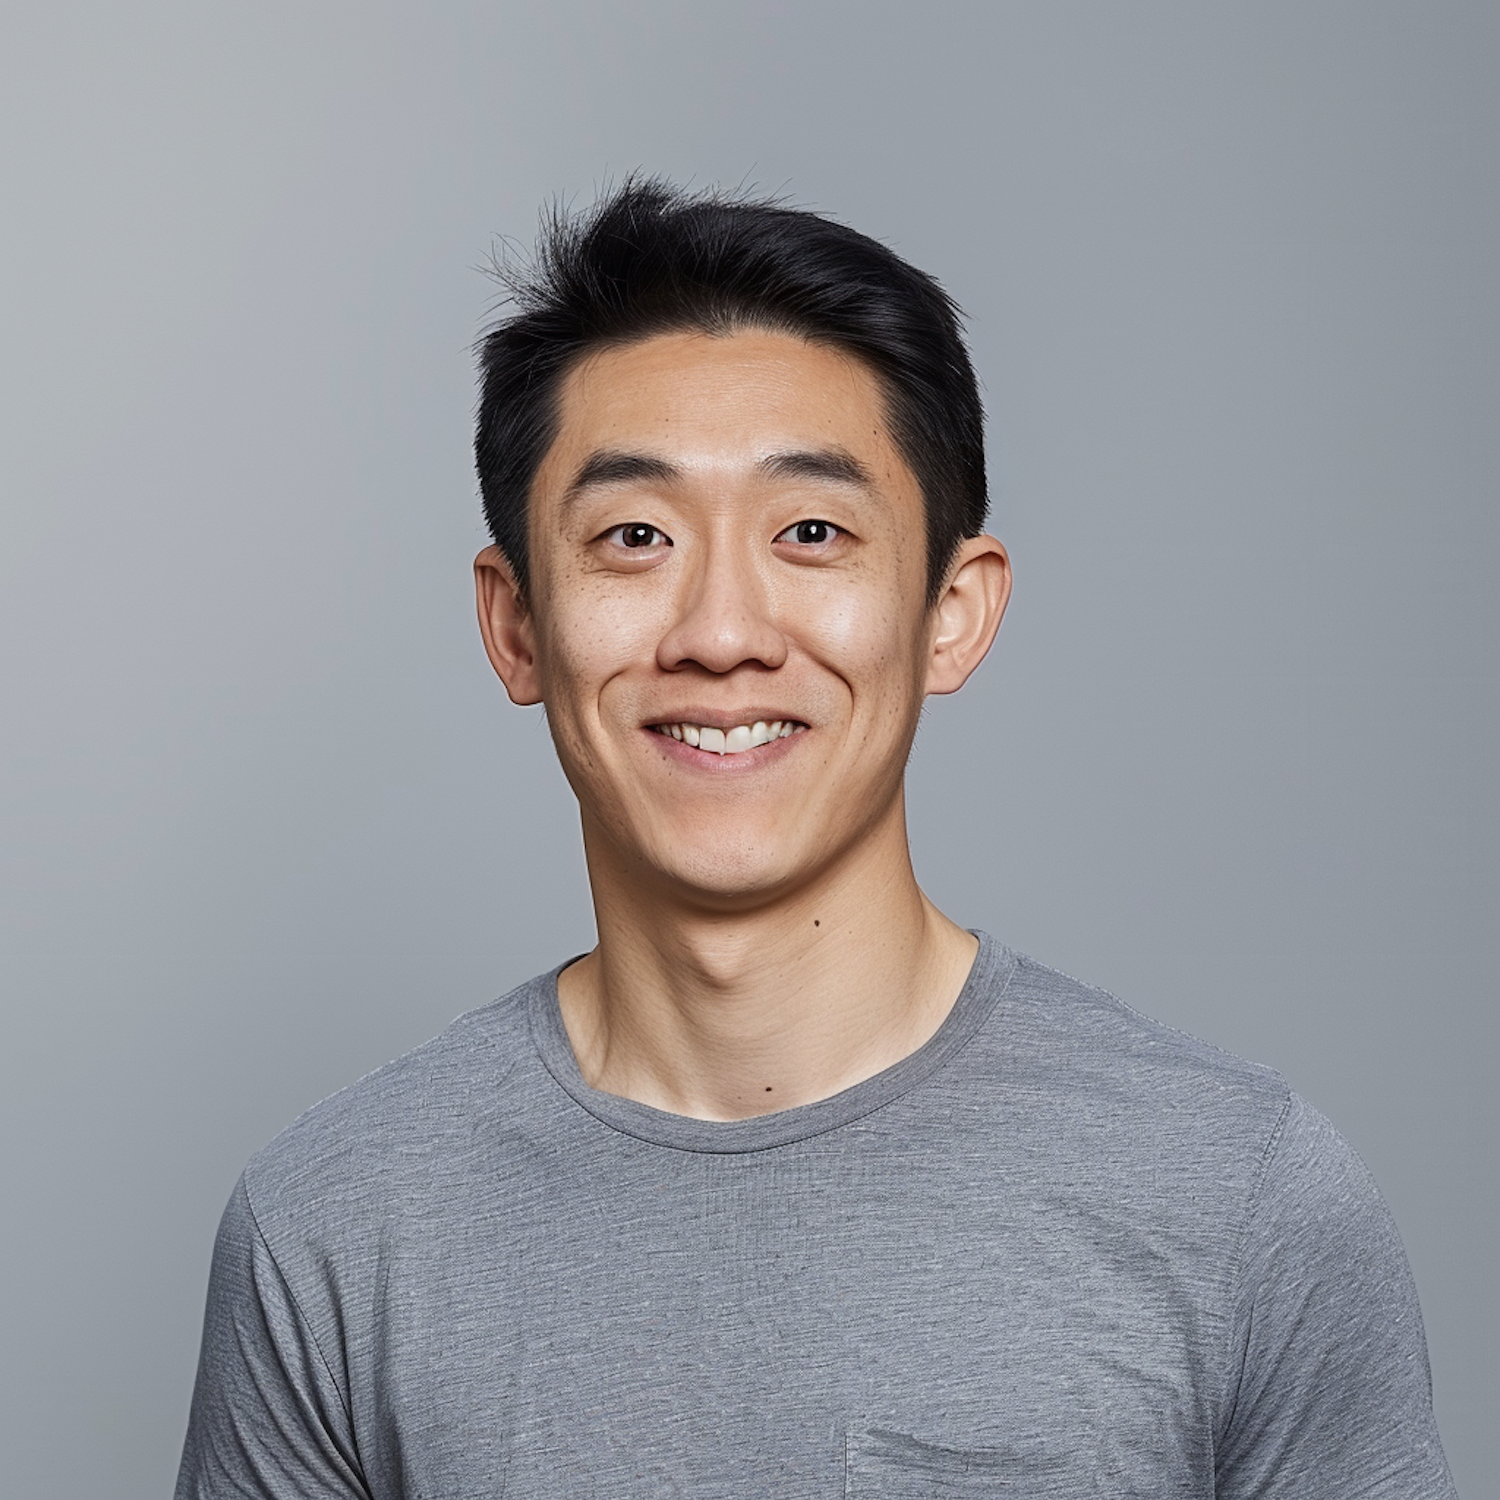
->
xmin=544 ymin=328 xmax=905 ymax=473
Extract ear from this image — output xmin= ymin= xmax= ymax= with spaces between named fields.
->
xmin=474 ymin=546 xmax=544 ymax=706
xmin=924 ymin=535 xmax=1011 ymax=696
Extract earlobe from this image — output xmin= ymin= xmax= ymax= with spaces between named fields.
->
xmin=924 ymin=535 xmax=1011 ymax=697
xmin=474 ymin=546 xmax=544 ymax=706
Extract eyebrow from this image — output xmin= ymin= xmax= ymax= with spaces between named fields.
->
xmin=758 ymin=448 xmax=874 ymax=488
xmin=564 ymin=450 xmax=682 ymax=500
xmin=563 ymin=446 xmax=874 ymax=502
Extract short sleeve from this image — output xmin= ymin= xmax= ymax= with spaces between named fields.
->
xmin=175 ymin=1176 xmax=370 ymax=1500
xmin=1215 ymin=1093 xmax=1457 ymax=1499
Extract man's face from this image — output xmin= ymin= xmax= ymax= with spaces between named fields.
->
xmin=484 ymin=328 xmax=962 ymax=906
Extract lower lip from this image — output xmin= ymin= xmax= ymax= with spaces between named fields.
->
xmin=644 ymin=728 xmax=807 ymax=772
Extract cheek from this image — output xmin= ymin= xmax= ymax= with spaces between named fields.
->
xmin=534 ymin=581 xmax=662 ymax=711
xmin=796 ymin=574 xmax=929 ymax=690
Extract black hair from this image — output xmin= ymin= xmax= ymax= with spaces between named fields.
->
xmin=474 ymin=177 xmax=987 ymax=606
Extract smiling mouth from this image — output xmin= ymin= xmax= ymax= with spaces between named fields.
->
xmin=649 ymin=719 xmax=808 ymax=755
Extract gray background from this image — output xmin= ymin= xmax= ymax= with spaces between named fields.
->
xmin=1 ymin=3 xmax=1493 ymax=1495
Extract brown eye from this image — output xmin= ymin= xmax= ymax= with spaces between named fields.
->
xmin=607 ymin=523 xmax=671 ymax=548
xmin=775 ymin=519 xmax=841 ymax=545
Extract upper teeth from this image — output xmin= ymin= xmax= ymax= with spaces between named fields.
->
xmin=653 ymin=720 xmax=805 ymax=754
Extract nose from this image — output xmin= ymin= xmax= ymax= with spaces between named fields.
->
xmin=655 ymin=534 xmax=789 ymax=675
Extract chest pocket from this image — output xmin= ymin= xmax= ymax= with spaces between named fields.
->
xmin=844 ymin=1427 xmax=1074 ymax=1498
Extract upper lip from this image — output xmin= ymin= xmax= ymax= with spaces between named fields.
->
xmin=643 ymin=709 xmax=810 ymax=730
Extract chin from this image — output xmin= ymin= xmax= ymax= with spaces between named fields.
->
xmin=641 ymin=835 xmax=815 ymax=909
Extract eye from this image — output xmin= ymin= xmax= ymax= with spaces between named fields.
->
xmin=604 ymin=523 xmax=672 ymax=549
xmin=774 ymin=519 xmax=842 ymax=546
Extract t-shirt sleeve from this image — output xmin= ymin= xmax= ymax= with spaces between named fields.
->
xmin=175 ymin=1175 xmax=370 ymax=1500
xmin=1214 ymin=1092 xmax=1457 ymax=1499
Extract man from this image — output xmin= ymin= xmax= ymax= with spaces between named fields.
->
xmin=177 ymin=180 xmax=1456 ymax=1498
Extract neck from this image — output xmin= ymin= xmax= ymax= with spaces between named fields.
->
xmin=557 ymin=798 xmax=978 ymax=1120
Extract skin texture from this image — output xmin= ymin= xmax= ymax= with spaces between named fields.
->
xmin=476 ymin=329 xmax=1010 ymax=1119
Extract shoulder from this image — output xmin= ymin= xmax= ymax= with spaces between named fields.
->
xmin=992 ymin=948 xmax=1293 ymax=1148
xmin=1238 ymin=1089 xmax=1413 ymax=1296
xmin=239 ymin=970 xmax=553 ymax=1245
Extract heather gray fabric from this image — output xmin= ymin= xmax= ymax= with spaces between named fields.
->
xmin=176 ymin=935 xmax=1456 ymax=1498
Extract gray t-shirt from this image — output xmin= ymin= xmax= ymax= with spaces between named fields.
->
xmin=177 ymin=935 xmax=1456 ymax=1498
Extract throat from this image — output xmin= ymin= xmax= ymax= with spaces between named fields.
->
xmin=555 ymin=893 xmax=976 ymax=1120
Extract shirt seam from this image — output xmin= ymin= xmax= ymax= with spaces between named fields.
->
xmin=240 ymin=1177 xmax=370 ymax=1488
xmin=1212 ymin=1085 xmax=1295 ymax=1463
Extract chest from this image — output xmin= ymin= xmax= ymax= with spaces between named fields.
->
xmin=341 ymin=1151 xmax=1229 ymax=1498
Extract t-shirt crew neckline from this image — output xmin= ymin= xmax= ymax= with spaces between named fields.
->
xmin=527 ymin=930 xmax=1016 ymax=1154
